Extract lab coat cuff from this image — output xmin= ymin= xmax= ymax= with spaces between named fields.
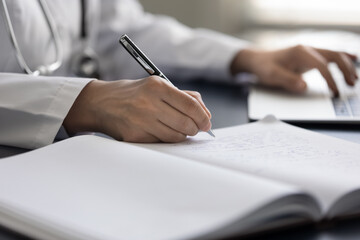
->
xmin=37 ymin=77 xmax=93 ymax=147
xmin=194 ymin=29 xmax=252 ymax=83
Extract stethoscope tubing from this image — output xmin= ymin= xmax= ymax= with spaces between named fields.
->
xmin=0 ymin=0 xmax=63 ymax=76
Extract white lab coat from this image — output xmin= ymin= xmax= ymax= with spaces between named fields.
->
xmin=0 ymin=0 xmax=247 ymax=149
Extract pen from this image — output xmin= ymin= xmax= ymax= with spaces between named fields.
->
xmin=119 ymin=34 xmax=215 ymax=138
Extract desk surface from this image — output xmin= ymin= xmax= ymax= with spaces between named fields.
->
xmin=0 ymin=81 xmax=360 ymax=240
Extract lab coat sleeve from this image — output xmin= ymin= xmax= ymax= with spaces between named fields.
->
xmin=95 ymin=0 xmax=250 ymax=82
xmin=0 ymin=73 xmax=92 ymax=149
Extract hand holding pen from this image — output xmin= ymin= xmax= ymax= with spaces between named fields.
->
xmin=119 ymin=34 xmax=215 ymax=137
xmin=65 ymin=36 xmax=213 ymax=142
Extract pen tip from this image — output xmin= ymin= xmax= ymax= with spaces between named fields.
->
xmin=207 ymin=129 xmax=216 ymax=138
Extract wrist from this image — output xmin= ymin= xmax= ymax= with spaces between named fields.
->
xmin=230 ymin=48 xmax=260 ymax=76
xmin=63 ymin=80 xmax=103 ymax=135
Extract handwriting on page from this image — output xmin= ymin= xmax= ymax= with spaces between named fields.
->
xmin=153 ymin=122 xmax=359 ymax=176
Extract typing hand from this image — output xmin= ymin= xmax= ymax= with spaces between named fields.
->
xmin=231 ymin=45 xmax=358 ymax=96
xmin=63 ymin=76 xmax=212 ymax=142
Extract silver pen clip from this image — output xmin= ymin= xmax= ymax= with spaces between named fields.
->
xmin=120 ymin=39 xmax=155 ymax=75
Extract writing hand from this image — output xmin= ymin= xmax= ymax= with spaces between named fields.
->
xmin=63 ymin=76 xmax=212 ymax=143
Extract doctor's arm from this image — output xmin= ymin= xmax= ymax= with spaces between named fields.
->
xmin=0 ymin=73 xmax=91 ymax=149
xmin=95 ymin=0 xmax=249 ymax=82
xmin=98 ymin=0 xmax=357 ymax=94
xmin=63 ymin=77 xmax=212 ymax=143
xmin=0 ymin=73 xmax=211 ymax=149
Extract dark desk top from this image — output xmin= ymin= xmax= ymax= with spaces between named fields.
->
xmin=0 ymin=80 xmax=359 ymax=240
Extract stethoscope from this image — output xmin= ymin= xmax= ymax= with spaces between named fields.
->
xmin=0 ymin=0 xmax=100 ymax=78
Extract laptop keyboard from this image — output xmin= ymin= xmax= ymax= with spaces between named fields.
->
xmin=349 ymin=96 xmax=360 ymax=116
xmin=332 ymin=95 xmax=360 ymax=117
xmin=330 ymin=63 xmax=360 ymax=118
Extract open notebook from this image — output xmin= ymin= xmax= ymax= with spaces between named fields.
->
xmin=0 ymin=116 xmax=359 ymax=240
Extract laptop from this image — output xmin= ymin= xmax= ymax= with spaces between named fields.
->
xmin=248 ymin=63 xmax=360 ymax=123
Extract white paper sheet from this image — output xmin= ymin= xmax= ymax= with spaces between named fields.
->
xmin=139 ymin=116 xmax=360 ymax=214
xmin=0 ymin=135 xmax=302 ymax=240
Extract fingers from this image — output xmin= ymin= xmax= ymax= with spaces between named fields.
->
xmin=123 ymin=116 xmax=187 ymax=143
xmin=162 ymin=87 xmax=212 ymax=133
xmin=271 ymin=65 xmax=307 ymax=93
xmin=294 ymin=45 xmax=339 ymax=96
xmin=119 ymin=117 xmax=187 ymax=143
xmin=345 ymin=52 xmax=358 ymax=62
xmin=183 ymin=90 xmax=212 ymax=119
xmin=316 ymin=48 xmax=358 ymax=85
xmin=157 ymin=100 xmax=199 ymax=136
xmin=246 ymin=45 xmax=357 ymax=96
xmin=120 ymin=129 xmax=160 ymax=143
xmin=146 ymin=120 xmax=187 ymax=143
xmin=88 ymin=76 xmax=212 ymax=143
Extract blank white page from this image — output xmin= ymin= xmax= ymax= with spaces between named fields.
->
xmin=0 ymin=135 xmax=300 ymax=240
xmin=140 ymin=116 xmax=360 ymax=215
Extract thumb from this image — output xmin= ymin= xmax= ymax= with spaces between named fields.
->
xmin=273 ymin=65 xmax=307 ymax=93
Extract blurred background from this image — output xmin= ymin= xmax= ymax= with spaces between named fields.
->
xmin=139 ymin=0 xmax=360 ymax=54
